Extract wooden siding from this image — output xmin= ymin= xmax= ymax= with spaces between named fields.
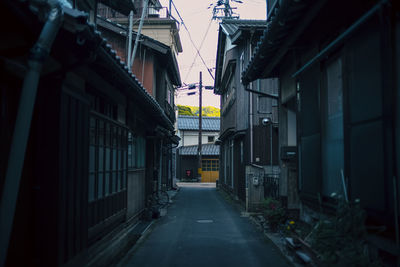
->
xmin=59 ymin=85 xmax=90 ymax=264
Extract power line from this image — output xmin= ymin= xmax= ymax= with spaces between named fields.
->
xmin=171 ymin=0 xmax=215 ymax=81
xmin=184 ymin=18 xmax=213 ymax=82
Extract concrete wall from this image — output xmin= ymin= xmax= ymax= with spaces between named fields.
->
xmin=178 ymin=130 xmax=219 ymax=147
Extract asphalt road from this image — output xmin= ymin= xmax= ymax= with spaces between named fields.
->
xmin=117 ymin=183 xmax=290 ymax=267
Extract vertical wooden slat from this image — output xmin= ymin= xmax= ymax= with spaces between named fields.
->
xmin=82 ymin=103 xmax=89 ymax=251
xmin=58 ymin=91 xmax=68 ymax=264
xmin=67 ymin=96 xmax=76 ymax=259
xmin=75 ymin=101 xmax=82 ymax=254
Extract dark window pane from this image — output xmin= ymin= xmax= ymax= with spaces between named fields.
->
xmin=105 ymin=123 xmax=110 ymax=146
xmin=105 ymin=172 xmax=110 ymax=196
xmin=99 ymin=147 xmax=104 ymax=172
xmin=112 ymin=126 xmax=117 ymax=147
xmin=89 ymin=146 xmax=95 ymax=172
xmin=119 ymin=150 xmax=123 ymax=169
xmin=98 ymin=172 xmax=103 ymax=198
xmin=99 ymin=121 xmax=104 ymax=145
xmin=90 ymin=117 xmax=96 ymax=145
xmin=113 ymin=149 xmax=117 ymax=171
xmin=112 ymin=172 xmax=116 ymax=193
xmin=106 ymin=148 xmax=111 ymax=171
xmin=89 ymin=173 xmax=95 ymax=202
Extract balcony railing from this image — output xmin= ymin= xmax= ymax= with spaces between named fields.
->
xmin=97 ymin=5 xmax=179 ymax=29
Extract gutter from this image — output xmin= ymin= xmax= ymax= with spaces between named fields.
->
xmin=245 ymin=87 xmax=278 ymax=100
xmin=0 ymin=2 xmax=64 ymax=266
xmin=292 ymin=0 xmax=389 ymax=78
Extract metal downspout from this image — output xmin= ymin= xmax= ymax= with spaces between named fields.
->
xmin=249 ymin=41 xmax=254 ymax=163
xmin=0 ymin=3 xmax=63 ymax=266
xmin=159 ymin=139 xmax=163 ymax=191
xmin=130 ymin=0 xmax=149 ymax=68
xmin=292 ymin=0 xmax=389 ymax=78
xmin=127 ymin=10 xmax=133 ymax=68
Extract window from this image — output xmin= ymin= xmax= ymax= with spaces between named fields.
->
xmin=88 ymin=114 xmax=128 ymax=202
xmin=201 ymin=159 xmax=219 ymax=171
xmin=208 ymin=136 xmax=215 ymax=143
xmin=128 ymin=133 xmax=146 ymax=169
xmin=89 ymin=94 xmax=118 ymax=120
xmin=322 ymin=57 xmax=344 ymax=197
xmin=222 ymin=76 xmax=236 ymax=108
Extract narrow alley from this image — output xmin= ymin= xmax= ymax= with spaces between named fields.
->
xmin=117 ymin=183 xmax=290 ymax=267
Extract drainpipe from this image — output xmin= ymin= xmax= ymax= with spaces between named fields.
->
xmin=130 ymin=0 xmax=149 ymax=68
xmin=0 ymin=3 xmax=63 ymax=266
xmin=159 ymin=138 xmax=163 ymax=191
xmin=270 ymin=121 xmax=273 ymax=172
xmin=249 ymin=41 xmax=254 ymax=163
xmin=127 ymin=10 xmax=133 ymax=68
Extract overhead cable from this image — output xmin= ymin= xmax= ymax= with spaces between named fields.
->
xmin=184 ymin=17 xmax=214 ymax=82
xmin=171 ymin=0 xmax=215 ymax=81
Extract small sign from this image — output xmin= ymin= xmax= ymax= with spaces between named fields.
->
xmin=185 ymin=170 xmax=191 ymax=177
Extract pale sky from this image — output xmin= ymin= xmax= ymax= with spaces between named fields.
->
xmin=159 ymin=0 xmax=266 ymax=108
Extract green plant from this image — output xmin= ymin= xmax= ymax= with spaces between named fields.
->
xmin=261 ymin=198 xmax=286 ymax=231
xmin=309 ymin=195 xmax=381 ymax=266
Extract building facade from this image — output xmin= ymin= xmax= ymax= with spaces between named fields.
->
xmin=242 ymin=0 xmax=400 ymax=262
xmin=0 ymin=0 xmax=181 ymax=266
xmin=176 ymin=115 xmax=220 ymax=182
xmin=214 ymin=19 xmax=279 ymax=205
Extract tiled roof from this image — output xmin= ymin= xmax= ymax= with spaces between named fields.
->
xmin=214 ymin=19 xmax=266 ymax=94
xmin=58 ymin=6 xmax=175 ymax=131
xmin=177 ymin=115 xmax=220 ymax=131
xmin=220 ymin=19 xmax=267 ymax=37
xmin=96 ymin=15 xmax=181 ymax=87
xmin=179 ymin=144 xmax=220 ymax=156
xmin=241 ymin=0 xmax=313 ymax=85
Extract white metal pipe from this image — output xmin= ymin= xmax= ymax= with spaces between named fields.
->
xmin=0 ymin=4 xmax=63 ymax=266
xmin=127 ymin=10 xmax=133 ymax=68
xmin=249 ymin=41 xmax=254 ymax=163
xmin=130 ymin=0 xmax=149 ymax=68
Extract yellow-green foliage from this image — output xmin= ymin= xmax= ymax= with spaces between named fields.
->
xmin=177 ymin=105 xmax=220 ymax=117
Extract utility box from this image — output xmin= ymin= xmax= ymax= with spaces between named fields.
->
xmin=281 ymin=146 xmax=297 ymax=161
xmin=245 ymin=164 xmax=265 ymax=212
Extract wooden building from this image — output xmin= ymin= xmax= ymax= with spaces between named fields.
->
xmin=95 ymin=12 xmax=182 ymax=192
xmin=214 ymin=19 xmax=279 ymax=203
xmin=0 ymin=0 xmax=180 ymax=266
xmin=176 ymin=115 xmax=220 ymax=182
xmin=242 ymin=0 xmax=400 ymax=263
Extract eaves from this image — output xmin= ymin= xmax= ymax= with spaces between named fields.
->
xmin=241 ymin=0 xmax=326 ymax=84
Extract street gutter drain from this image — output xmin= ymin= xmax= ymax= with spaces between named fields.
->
xmin=196 ymin=220 xmax=214 ymax=223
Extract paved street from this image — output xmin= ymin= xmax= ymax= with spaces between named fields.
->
xmin=117 ymin=183 xmax=290 ymax=267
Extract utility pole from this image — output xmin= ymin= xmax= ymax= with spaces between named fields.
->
xmin=224 ymin=0 xmax=230 ymax=17
xmin=198 ymin=71 xmax=202 ymax=182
